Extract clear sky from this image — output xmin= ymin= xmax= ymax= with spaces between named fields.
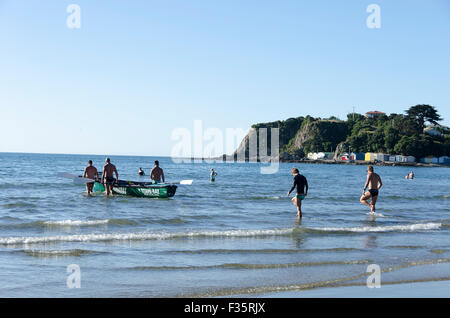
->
xmin=1 ymin=0 xmax=449 ymax=156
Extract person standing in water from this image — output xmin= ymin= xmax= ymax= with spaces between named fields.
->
xmin=287 ymin=168 xmax=308 ymax=218
xmin=83 ymin=160 xmax=99 ymax=196
xmin=150 ymin=160 xmax=165 ymax=183
xmin=360 ymin=165 xmax=383 ymax=212
xmin=101 ymin=158 xmax=119 ymax=196
xmin=210 ymin=169 xmax=218 ymax=182
xmin=138 ymin=167 xmax=145 ymax=176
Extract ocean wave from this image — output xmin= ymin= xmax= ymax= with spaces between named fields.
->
xmin=19 ymin=249 xmax=106 ymax=257
xmin=301 ymin=222 xmax=442 ymax=234
xmin=128 ymin=259 xmax=371 ymax=271
xmin=0 ymin=228 xmax=294 ymax=245
xmin=168 ymin=247 xmax=361 ymax=255
xmin=43 ymin=219 xmax=110 ymax=226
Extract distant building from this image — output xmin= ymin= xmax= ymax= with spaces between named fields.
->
xmin=388 ymin=155 xmax=397 ymax=162
xmin=350 ymin=152 xmax=365 ymax=161
xmin=439 ymin=156 xmax=450 ymax=165
xmin=365 ymin=153 xmax=376 ymax=161
xmin=365 ymin=111 xmax=386 ymax=119
xmin=423 ymin=127 xmax=443 ymax=137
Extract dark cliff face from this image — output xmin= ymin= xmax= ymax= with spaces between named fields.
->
xmin=231 ymin=117 xmax=349 ymax=161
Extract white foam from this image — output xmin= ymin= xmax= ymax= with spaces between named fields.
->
xmin=43 ymin=220 xmax=109 ymax=226
xmin=312 ymin=222 xmax=442 ymax=233
xmin=0 ymin=228 xmax=294 ymax=245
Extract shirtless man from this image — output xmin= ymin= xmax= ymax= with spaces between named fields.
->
xmin=150 ymin=160 xmax=165 ymax=183
xmin=287 ymin=168 xmax=309 ymax=218
xmin=101 ymin=158 xmax=119 ymax=196
xmin=83 ymin=160 xmax=99 ymax=196
xmin=360 ymin=165 xmax=383 ymax=212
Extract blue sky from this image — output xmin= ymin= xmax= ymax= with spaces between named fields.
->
xmin=0 ymin=0 xmax=449 ymax=156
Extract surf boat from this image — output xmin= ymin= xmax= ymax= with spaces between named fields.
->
xmin=93 ymin=180 xmax=177 ymax=198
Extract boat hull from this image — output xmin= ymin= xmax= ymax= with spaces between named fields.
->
xmin=93 ymin=181 xmax=177 ymax=198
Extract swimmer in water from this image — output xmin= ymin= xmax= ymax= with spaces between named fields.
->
xmin=360 ymin=165 xmax=383 ymax=212
xmin=287 ymin=168 xmax=308 ymax=219
xmin=210 ymin=169 xmax=217 ymax=182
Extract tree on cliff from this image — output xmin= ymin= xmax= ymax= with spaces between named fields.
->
xmin=406 ymin=105 xmax=442 ymax=131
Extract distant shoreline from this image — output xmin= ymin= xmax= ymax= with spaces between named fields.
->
xmin=189 ymin=156 xmax=449 ymax=167
xmin=279 ymin=159 xmax=447 ymax=168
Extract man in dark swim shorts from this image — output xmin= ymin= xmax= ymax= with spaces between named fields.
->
xmin=360 ymin=165 xmax=383 ymax=212
xmin=287 ymin=168 xmax=309 ymax=218
xmin=101 ymin=158 xmax=119 ymax=196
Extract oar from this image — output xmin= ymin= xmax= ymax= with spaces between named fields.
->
xmin=57 ymin=172 xmax=97 ymax=184
xmin=164 ymin=180 xmax=193 ymax=185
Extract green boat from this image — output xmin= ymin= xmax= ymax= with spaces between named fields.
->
xmin=93 ymin=180 xmax=177 ymax=198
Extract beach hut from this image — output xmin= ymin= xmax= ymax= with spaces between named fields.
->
xmin=323 ymin=152 xmax=334 ymax=159
xmin=406 ymin=156 xmax=416 ymax=163
xmin=431 ymin=157 xmax=439 ymax=164
xmin=388 ymin=155 xmax=397 ymax=162
xmin=341 ymin=153 xmax=350 ymax=161
xmin=365 ymin=153 xmax=376 ymax=161
xmin=439 ymin=156 xmax=450 ymax=165
xmin=376 ymin=153 xmax=389 ymax=161
xmin=350 ymin=152 xmax=364 ymax=161
xmin=421 ymin=157 xmax=433 ymax=164
xmin=396 ymin=155 xmax=404 ymax=162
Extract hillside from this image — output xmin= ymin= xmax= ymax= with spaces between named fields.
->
xmin=230 ymin=105 xmax=450 ymax=161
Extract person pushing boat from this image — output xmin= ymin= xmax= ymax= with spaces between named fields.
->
xmin=83 ymin=160 xmax=99 ymax=196
xmin=101 ymin=158 xmax=119 ymax=196
xmin=150 ymin=160 xmax=165 ymax=184
xmin=360 ymin=165 xmax=382 ymax=212
xmin=287 ymin=168 xmax=308 ymax=218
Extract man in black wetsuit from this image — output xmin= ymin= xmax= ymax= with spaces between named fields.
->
xmin=287 ymin=168 xmax=309 ymax=218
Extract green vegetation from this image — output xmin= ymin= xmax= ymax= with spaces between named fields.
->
xmin=246 ymin=105 xmax=449 ymax=159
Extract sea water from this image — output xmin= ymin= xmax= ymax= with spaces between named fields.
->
xmin=0 ymin=152 xmax=449 ymax=297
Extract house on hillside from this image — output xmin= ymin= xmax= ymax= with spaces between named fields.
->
xmin=424 ymin=126 xmax=443 ymax=137
xmin=365 ymin=111 xmax=386 ymax=119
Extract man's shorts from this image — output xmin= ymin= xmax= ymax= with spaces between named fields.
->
xmin=296 ymin=194 xmax=306 ymax=200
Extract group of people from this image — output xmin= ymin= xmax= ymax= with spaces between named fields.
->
xmin=405 ymin=171 xmax=415 ymax=179
xmin=82 ymin=159 xmax=165 ymax=196
xmin=287 ymin=165 xmax=383 ymax=218
xmin=83 ymin=158 xmax=385 ymax=217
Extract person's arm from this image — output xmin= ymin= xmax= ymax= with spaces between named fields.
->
xmin=287 ymin=180 xmax=296 ymax=196
xmin=161 ymin=169 xmax=165 ymax=183
xmin=378 ymin=176 xmax=383 ymax=190
xmin=305 ymin=178 xmax=309 ymax=195
xmin=101 ymin=168 xmax=105 ymax=184
xmin=114 ymin=167 xmax=119 ymax=183
xmin=150 ymin=168 xmax=155 ymax=180
xmin=363 ymin=175 xmax=370 ymax=192
xmin=83 ymin=168 xmax=87 ymax=178
xmin=96 ymin=169 xmax=99 ymax=181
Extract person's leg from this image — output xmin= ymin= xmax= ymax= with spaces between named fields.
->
xmin=360 ymin=192 xmax=372 ymax=209
xmin=370 ymin=195 xmax=378 ymax=212
xmin=296 ymin=198 xmax=302 ymax=218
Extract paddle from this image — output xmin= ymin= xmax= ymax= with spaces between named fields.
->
xmin=161 ymin=180 xmax=193 ymax=185
xmin=57 ymin=172 xmax=97 ymax=184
